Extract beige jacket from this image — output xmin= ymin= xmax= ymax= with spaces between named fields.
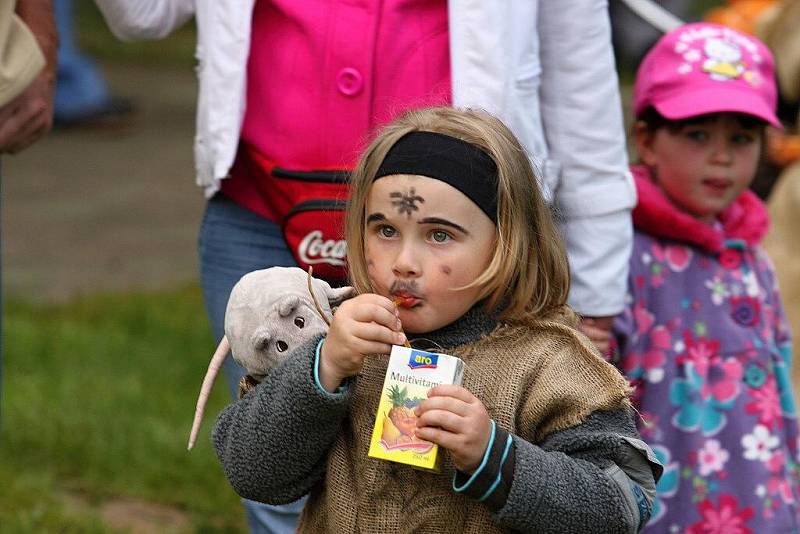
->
xmin=0 ymin=0 xmax=45 ymax=107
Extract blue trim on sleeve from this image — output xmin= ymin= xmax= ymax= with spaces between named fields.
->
xmin=313 ymin=338 xmax=347 ymax=397
xmin=478 ymin=433 xmax=513 ymax=502
xmin=452 ymin=420 xmax=496 ymax=493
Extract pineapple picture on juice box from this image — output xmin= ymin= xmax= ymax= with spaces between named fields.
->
xmin=368 ymin=345 xmax=465 ymax=471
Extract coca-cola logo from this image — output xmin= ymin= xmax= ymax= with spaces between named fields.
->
xmin=298 ymin=230 xmax=347 ymax=266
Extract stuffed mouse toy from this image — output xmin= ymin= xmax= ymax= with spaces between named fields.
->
xmin=188 ymin=266 xmax=355 ymax=449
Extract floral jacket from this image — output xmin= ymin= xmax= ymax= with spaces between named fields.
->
xmin=612 ymin=165 xmax=799 ymax=533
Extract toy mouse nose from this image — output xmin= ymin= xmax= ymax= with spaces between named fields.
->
xmin=276 ymin=340 xmax=289 ymax=352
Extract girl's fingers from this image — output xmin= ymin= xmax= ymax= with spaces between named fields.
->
xmin=426 ymin=384 xmax=476 ymax=403
xmin=349 ymin=320 xmax=405 ymax=346
xmin=416 ymin=408 xmax=465 ymax=433
xmin=328 ymin=326 xmax=396 ymax=357
xmin=415 ymin=395 xmax=470 ymax=418
xmin=348 ymin=292 xmax=398 ymax=313
xmin=342 ymin=299 xmax=401 ymax=330
xmin=414 ymin=425 xmax=459 ymax=450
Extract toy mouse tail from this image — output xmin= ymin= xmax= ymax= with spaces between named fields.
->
xmin=188 ymin=336 xmax=231 ymax=450
xmin=307 ymin=266 xmax=332 ymax=326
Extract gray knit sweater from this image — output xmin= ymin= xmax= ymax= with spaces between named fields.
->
xmin=213 ymin=307 xmax=661 ymax=533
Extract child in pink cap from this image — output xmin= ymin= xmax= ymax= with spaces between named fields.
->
xmin=610 ymin=22 xmax=799 ymax=532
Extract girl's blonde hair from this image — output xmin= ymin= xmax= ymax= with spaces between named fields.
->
xmin=346 ymin=107 xmax=571 ymax=322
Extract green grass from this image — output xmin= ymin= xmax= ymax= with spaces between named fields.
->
xmin=0 ymin=286 xmax=245 ymax=532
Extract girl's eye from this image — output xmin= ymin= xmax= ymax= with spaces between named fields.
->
xmin=685 ymin=130 xmax=709 ymax=142
xmin=430 ymin=230 xmax=451 ymax=243
xmin=378 ymin=225 xmax=397 ymax=238
xmin=731 ymin=132 xmax=755 ymax=145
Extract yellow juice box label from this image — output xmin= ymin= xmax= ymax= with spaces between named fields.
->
xmin=368 ymin=345 xmax=465 ymax=470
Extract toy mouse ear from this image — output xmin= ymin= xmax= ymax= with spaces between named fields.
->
xmin=326 ymin=286 xmax=356 ymax=306
xmin=251 ymin=327 xmax=272 ymax=352
xmin=278 ymin=295 xmax=300 ymax=317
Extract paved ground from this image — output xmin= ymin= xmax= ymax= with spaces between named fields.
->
xmin=3 ymin=62 xmax=204 ymax=302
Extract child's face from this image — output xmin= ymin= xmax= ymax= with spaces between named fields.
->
xmin=635 ymin=113 xmax=762 ymax=223
xmin=364 ymin=174 xmax=496 ymax=334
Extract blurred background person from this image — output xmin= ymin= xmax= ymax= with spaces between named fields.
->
xmin=52 ymin=0 xmax=132 ymax=126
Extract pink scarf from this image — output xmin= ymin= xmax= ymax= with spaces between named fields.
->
xmin=630 ymin=164 xmax=770 ymax=253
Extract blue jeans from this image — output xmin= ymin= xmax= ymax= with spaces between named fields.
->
xmin=53 ymin=0 xmax=111 ymax=121
xmin=198 ymin=194 xmax=306 ymax=534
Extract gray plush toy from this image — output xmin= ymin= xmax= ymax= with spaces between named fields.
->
xmin=187 ymin=266 xmax=355 ymax=449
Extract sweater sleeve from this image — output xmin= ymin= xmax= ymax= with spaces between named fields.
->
xmin=492 ymin=407 xmax=661 ymax=534
xmin=212 ymin=335 xmax=351 ymax=504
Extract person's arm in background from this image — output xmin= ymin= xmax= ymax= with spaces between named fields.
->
xmin=537 ymin=0 xmax=637 ymax=351
xmin=92 ymin=0 xmax=194 ymax=41
xmin=0 ymin=0 xmax=57 ymax=153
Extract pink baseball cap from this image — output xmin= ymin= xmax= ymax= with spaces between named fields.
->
xmin=633 ymin=22 xmax=781 ymax=128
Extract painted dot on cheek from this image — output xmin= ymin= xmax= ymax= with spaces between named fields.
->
xmin=440 ymin=265 xmax=452 ymax=275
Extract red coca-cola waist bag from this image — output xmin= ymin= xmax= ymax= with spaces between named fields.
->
xmin=237 ymin=145 xmax=350 ymax=284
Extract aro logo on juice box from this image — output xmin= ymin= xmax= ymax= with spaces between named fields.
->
xmin=408 ymin=350 xmax=439 ymax=370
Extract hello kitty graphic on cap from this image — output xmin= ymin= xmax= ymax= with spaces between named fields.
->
xmin=633 ymin=22 xmax=781 ymax=128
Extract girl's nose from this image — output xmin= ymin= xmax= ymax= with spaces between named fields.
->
xmin=392 ymin=242 xmax=420 ymax=277
xmin=709 ymin=139 xmax=734 ymax=165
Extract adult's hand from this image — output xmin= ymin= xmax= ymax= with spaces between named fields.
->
xmin=579 ymin=315 xmax=614 ymax=357
xmin=0 ymin=0 xmax=57 ymax=153
xmin=0 ymin=70 xmax=55 ymax=153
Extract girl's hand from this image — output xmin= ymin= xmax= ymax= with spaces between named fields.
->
xmin=319 ymin=293 xmax=405 ymax=391
xmin=414 ymin=385 xmax=491 ymax=473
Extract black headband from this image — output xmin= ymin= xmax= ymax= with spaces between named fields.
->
xmin=373 ymin=131 xmax=498 ymax=223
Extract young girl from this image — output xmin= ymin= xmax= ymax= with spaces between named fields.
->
xmin=213 ymin=107 xmax=660 ymax=533
xmin=611 ymin=23 xmax=799 ymax=532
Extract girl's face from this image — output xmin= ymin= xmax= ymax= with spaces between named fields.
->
xmin=635 ymin=113 xmax=762 ymax=223
xmin=364 ymin=174 xmax=496 ymax=334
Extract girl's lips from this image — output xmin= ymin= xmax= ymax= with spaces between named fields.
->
xmin=392 ymin=294 xmax=420 ymax=308
xmin=703 ymin=178 xmax=732 ymax=193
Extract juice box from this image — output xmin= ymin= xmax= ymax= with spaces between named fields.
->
xmin=368 ymin=345 xmax=465 ymax=471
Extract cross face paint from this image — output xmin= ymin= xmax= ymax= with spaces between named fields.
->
xmin=365 ymin=174 xmax=496 ymax=334
xmin=390 ymin=188 xmax=425 ymax=218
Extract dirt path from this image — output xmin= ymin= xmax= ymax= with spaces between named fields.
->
xmin=3 ymin=62 xmax=204 ymax=302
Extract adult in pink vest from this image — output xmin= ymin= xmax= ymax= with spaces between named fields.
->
xmin=95 ymin=1 xmax=634 ymax=532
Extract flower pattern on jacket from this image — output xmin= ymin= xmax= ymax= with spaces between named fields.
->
xmin=613 ymin=166 xmax=800 ymax=532
xmin=687 ymin=495 xmax=754 ymax=534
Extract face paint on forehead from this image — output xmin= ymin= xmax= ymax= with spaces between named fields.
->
xmin=390 ymin=188 xmax=425 ymax=218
